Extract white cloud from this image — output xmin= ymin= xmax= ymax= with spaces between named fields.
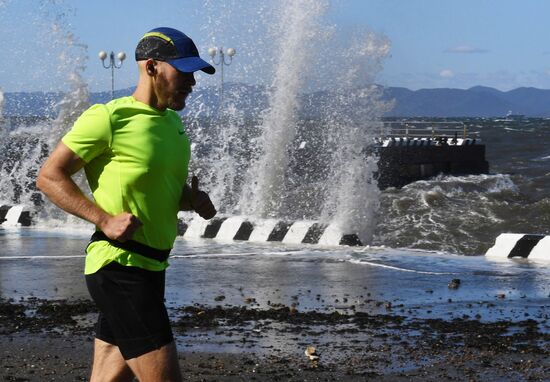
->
xmin=445 ymin=45 xmax=488 ymax=54
xmin=439 ymin=69 xmax=455 ymax=78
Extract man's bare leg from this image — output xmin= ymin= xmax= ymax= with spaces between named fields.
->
xmin=90 ymin=339 xmax=134 ymax=382
xmin=126 ymin=341 xmax=182 ymax=382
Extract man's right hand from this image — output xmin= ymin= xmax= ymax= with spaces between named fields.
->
xmin=99 ymin=212 xmax=142 ymax=242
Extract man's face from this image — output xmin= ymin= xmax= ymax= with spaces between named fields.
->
xmin=154 ymin=62 xmax=196 ymax=111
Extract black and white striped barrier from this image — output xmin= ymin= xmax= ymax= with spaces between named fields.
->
xmin=177 ymin=216 xmax=363 ymax=246
xmin=0 ymin=207 xmax=362 ymax=246
xmin=485 ymin=233 xmax=550 ymax=260
xmin=0 ymin=205 xmax=32 ymax=227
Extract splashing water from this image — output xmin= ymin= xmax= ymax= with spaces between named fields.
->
xmin=34 ymin=21 xmax=90 ymax=226
xmin=1 ymin=1 xmax=391 ymax=242
xmin=0 ymin=87 xmax=4 ymax=128
xmin=0 ymin=87 xmax=7 ymax=156
xmin=0 ymin=1 xmax=89 ymax=225
xmin=188 ymin=0 xmax=276 ymax=212
xmin=237 ymin=0 xmax=328 ymax=218
xmin=319 ymin=32 xmax=392 ymax=243
xmin=190 ymin=0 xmax=392 ymax=242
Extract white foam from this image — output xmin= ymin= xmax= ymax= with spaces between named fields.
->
xmin=348 ymin=259 xmax=457 ymax=275
xmin=171 ymin=252 xmax=258 ymax=259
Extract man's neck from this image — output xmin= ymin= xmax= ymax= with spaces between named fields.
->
xmin=132 ymin=81 xmax=165 ymax=111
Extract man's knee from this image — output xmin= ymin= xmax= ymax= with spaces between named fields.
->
xmin=91 ymin=339 xmax=134 ymax=382
xmin=127 ymin=341 xmax=181 ymax=382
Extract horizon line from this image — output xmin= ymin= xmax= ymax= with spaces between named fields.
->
xmin=2 ymin=84 xmax=550 ymax=94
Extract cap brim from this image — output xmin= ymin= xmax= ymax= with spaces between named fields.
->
xmin=167 ymin=56 xmax=216 ymax=74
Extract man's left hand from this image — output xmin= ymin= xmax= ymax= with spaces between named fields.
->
xmin=191 ymin=175 xmax=217 ymax=219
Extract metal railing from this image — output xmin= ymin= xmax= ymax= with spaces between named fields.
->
xmin=380 ymin=121 xmax=480 ymax=139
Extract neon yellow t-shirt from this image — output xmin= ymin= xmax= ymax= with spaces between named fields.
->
xmin=61 ymin=96 xmax=190 ymax=274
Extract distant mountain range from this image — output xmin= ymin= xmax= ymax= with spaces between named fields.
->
xmin=2 ymin=84 xmax=550 ymax=118
xmin=382 ymin=85 xmax=550 ymax=117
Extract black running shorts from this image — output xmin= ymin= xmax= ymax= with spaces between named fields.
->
xmin=85 ymin=261 xmax=174 ymax=360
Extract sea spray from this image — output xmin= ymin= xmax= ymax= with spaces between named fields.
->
xmin=238 ymin=0 xmax=328 ymax=218
xmin=190 ymin=103 xmax=252 ymax=212
xmin=32 ymin=8 xmax=91 ymax=227
xmin=319 ymin=31 xmax=392 ymax=243
xmin=0 ymin=1 xmax=90 ymax=228
xmin=46 ymin=24 xmax=90 ymax=148
xmin=0 ymin=87 xmax=4 ymax=134
xmin=191 ymin=0 xmax=277 ymax=215
xmin=0 ymin=87 xmax=7 ymax=173
xmin=189 ymin=0 xmax=392 ymax=241
xmin=1 ymin=1 xmax=393 ymax=242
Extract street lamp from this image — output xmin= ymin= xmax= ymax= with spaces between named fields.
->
xmin=99 ymin=50 xmax=126 ymax=100
xmin=208 ymin=46 xmax=236 ymax=105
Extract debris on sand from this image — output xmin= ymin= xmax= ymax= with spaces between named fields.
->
xmin=304 ymin=346 xmax=319 ymax=361
xmin=448 ymin=279 xmax=461 ymax=289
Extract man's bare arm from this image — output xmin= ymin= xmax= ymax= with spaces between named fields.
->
xmin=36 ymin=142 xmax=141 ymax=241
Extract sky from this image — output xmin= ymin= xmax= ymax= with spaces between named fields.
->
xmin=1 ymin=0 xmax=550 ymax=92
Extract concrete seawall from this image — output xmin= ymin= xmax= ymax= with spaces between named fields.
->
xmin=0 ymin=206 xmax=362 ymax=246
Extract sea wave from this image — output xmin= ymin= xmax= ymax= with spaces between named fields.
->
xmin=374 ymin=173 xmax=530 ymax=255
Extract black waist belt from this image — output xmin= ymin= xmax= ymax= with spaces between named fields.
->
xmin=88 ymin=231 xmax=171 ymax=262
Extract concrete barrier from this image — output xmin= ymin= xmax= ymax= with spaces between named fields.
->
xmin=7 ymin=205 xmax=547 ymax=255
xmin=0 ymin=207 xmax=362 ymax=246
xmin=0 ymin=205 xmax=32 ymax=227
xmin=485 ymin=233 xmax=549 ymax=260
xmin=177 ymin=216 xmax=363 ymax=246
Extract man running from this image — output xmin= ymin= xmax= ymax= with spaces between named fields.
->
xmin=37 ymin=27 xmax=216 ymax=381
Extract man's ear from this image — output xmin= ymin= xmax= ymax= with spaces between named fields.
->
xmin=146 ymin=59 xmax=156 ymax=75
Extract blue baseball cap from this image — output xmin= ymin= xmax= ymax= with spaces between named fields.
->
xmin=135 ymin=27 xmax=215 ymax=74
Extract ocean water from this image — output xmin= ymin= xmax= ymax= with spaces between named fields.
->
xmin=376 ymin=119 xmax=550 ymax=255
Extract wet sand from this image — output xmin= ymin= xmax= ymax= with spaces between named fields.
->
xmin=1 ymin=298 xmax=548 ymax=381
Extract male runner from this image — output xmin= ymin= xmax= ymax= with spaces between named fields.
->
xmin=37 ymin=27 xmax=216 ymax=381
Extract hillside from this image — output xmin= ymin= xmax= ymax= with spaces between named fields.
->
xmin=2 ymin=85 xmax=550 ymax=118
